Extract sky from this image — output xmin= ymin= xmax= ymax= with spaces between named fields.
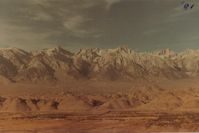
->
xmin=0 ymin=0 xmax=199 ymax=51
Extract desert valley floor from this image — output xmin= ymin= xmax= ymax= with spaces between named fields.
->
xmin=1 ymin=79 xmax=199 ymax=132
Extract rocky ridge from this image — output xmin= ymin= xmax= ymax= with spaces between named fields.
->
xmin=0 ymin=47 xmax=199 ymax=82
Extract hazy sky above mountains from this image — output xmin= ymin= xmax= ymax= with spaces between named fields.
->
xmin=0 ymin=0 xmax=199 ymax=51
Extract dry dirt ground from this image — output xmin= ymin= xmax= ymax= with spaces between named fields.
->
xmin=1 ymin=111 xmax=199 ymax=133
xmin=1 ymin=79 xmax=199 ymax=132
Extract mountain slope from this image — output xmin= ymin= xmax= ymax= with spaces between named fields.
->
xmin=1 ymin=47 xmax=199 ymax=82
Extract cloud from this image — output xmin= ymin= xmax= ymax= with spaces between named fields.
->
xmin=0 ymin=0 xmax=110 ymax=49
xmin=63 ymin=15 xmax=94 ymax=36
xmin=31 ymin=12 xmax=53 ymax=21
xmin=105 ymin=0 xmax=122 ymax=9
xmin=0 ymin=20 xmax=59 ymax=50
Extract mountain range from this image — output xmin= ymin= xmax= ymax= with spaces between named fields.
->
xmin=1 ymin=46 xmax=199 ymax=83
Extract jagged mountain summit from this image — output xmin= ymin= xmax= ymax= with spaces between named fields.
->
xmin=0 ymin=46 xmax=199 ymax=82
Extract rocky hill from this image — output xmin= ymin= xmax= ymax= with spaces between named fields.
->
xmin=1 ymin=46 xmax=199 ymax=82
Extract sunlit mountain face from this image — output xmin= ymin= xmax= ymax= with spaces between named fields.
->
xmin=1 ymin=47 xmax=199 ymax=82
